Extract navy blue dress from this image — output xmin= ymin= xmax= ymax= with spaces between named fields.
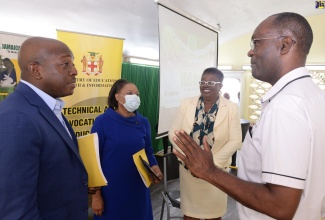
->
xmin=92 ymin=108 xmax=157 ymax=220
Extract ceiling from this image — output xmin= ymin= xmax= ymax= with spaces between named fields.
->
xmin=1 ymin=0 xmax=324 ymax=61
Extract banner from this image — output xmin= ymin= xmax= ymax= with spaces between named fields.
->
xmin=0 ymin=32 xmax=29 ymax=102
xmin=57 ymin=30 xmax=124 ymax=137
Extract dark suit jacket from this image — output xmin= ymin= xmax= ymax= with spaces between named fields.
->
xmin=0 ymin=83 xmax=88 ymax=220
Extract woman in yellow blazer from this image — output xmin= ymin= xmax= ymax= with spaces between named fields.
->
xmin=169 ymin=67 xmax=242 ymax=220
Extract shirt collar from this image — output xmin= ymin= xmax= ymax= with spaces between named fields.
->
xmin=20 ymin=80 xmax=65 ymax=111
xmin=261 ymin=67 xmax=310 ymax=103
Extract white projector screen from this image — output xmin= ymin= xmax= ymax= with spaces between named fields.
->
xmin=157 ymin=5 xmax=218 ymax=137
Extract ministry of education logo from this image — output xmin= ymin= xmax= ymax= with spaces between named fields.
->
xmin=81 ymin=52 xmax=104 ymax=76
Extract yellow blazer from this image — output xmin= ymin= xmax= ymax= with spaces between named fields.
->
xmin=169 ymin=96 xmax=242 ymax=168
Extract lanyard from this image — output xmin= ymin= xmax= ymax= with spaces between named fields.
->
xmin=264 ymin=75 xmax=311 ymax=103
xmin=249 ymin=75 xmax=311 ymax=138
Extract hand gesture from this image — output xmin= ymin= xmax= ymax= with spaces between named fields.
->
xmin=172 ymin=130 xmax=216 ymax=180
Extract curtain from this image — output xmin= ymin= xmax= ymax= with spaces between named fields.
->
xmin=121 ymin=62 xmax=164 ymax=152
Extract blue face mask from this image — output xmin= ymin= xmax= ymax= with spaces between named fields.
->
xmin=119 ymin=94 xmax=141 ymax=112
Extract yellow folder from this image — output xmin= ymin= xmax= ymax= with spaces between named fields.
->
xmin=132 ymin=149 xmax=152 ymax=188
xmin=77 ymin=133 xmax=107 ymax=187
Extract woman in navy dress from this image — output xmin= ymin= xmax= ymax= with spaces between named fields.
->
xmin=91 ymin=79 xmax=163 ymax=220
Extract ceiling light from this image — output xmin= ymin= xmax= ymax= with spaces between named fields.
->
xmin=129 ymin=58 xmax=159 ymax=66
xmin=218 ymin=65 xmax=233 ymax=70
xmin=242 ymin=65 xmax=251 ymax=70
xmin=306 ymin=65 xmax=325 ymax=70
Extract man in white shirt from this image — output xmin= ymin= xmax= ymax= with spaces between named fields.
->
xmin=172 ymin=12 xmax=325 ymax=220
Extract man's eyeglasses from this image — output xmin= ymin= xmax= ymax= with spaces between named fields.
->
xmin=250 ymin=36 xmax=296 ymax=51
xmin=199 ymin=81 xmax=222 ymax=86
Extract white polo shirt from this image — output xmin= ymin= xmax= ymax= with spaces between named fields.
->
xmin=237 ymin=67 xmax=325 ymax=220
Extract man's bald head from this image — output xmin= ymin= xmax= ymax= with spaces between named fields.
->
xmin=18 ymin=37 xmax=72 ymax=81
xmin=17 ymin=37 xmax=77 ymax=98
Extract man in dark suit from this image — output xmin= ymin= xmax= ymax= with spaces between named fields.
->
xmin=0 ymin=37 xmax=89 ymax=219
